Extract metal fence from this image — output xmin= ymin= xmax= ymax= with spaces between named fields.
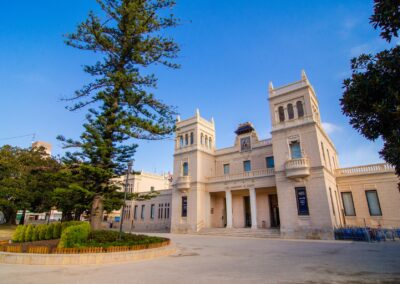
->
xmin=334 ymin=227 xmax=400 ymax=242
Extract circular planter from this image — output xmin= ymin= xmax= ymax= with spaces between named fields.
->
xmin=0 ymin=244 xmax=176 ymax=265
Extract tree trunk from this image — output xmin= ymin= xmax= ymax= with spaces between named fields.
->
xmin=4 ymin=208 xmax=16 ymax=225
xmin=19 ymin=209 xmax=26 ymax=225
xmin=90 ymin=195 xmax=104 ymax=230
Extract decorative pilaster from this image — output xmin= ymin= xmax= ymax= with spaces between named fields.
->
xmin=225 ymin=190 xmax=233 ymax=229
xmin=249 ymin=187 xmax=258 ymax=229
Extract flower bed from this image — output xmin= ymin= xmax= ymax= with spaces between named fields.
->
xmin=3 ymin=227 xmax=170 ymax=254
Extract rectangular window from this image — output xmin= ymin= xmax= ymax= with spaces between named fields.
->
xmin=150 ymin=204 xmax=155 ymax=219
xmin=190 ymin=132 xmax=194 ymax=145
xmin=134 ymin=205 xmax=138 ymax=220
xmin=341 ymin=192 xmax=356 ymax=216
xmin=365 ymin=190 xmax=382 ymax=216
xmin=290 ymin=141 xmax=302 ymax=159
xmin=181 ymin=196 xmax=187 ymax=217
xmin=150 ymin=186 xmax=155 ymax=192
xmin=243 ymin=160 xmax=251 ymax=172
xmin=295 ymin=187 xmax=309 ymax=216
xmin=141 ymin=205 xmax=145 ymax=220
xmin=183 ymin=162 xmax=189 ymax=176
xmin=165 ymin=203 xmax=170 ymax=219
xmin=266 ymin=156 xmax=275 ymax=168
xmin=223 ymin=164 xmax=230 ymax=175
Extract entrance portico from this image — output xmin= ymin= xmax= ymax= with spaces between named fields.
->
xmin=210 ymin=187 xmax=278 ymax=230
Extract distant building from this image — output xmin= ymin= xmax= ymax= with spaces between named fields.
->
xmin=113 ymin=171 xmax=172 ymax=232
xmin=32 ymin=141 xmax=52 ymax=155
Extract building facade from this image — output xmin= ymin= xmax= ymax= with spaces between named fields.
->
xmin=115 ymin=171 xmax=173 ymax=232
xmin=169 ymin=71 xmax=400 ymax=239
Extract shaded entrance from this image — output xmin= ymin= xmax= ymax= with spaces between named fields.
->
xmin=269 ymin=194 xmax=280 ymax=228
xmin=244 ymin=196 xmax=251 ymax=227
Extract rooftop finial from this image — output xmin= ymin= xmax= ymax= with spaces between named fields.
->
xmin=301 ymin=69 xmax=309 ymax=82
xmin=176 ymin=115 xmax=181 ymax=122
xmin=269 ymin=81 xmax=274 ymax=92
xmin=211 ymin=117 xmax=215 ymax=125
xmin=196 ymin=108 xmax=200 ymax=117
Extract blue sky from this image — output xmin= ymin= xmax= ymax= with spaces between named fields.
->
xmin=0 ymin=0 xmax=395 ymax=173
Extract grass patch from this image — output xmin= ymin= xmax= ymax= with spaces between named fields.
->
xmin=0 ymin=224 xmax=17 ymax=240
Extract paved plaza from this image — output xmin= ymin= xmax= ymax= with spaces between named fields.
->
xmin=1 ymin=234 xmax=400 ymax=284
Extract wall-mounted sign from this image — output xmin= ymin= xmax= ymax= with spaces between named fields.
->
xmin=295 ymin=187 xmax=309 ymax=215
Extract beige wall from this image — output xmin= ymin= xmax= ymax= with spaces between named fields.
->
xmin=337 ymin=171 xmax=400 ymax=228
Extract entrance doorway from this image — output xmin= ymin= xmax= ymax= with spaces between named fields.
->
xmin=269 ymin=194 xmax=280 ymax=228
xmin=244 ymin=196 xmax=251 ymax=227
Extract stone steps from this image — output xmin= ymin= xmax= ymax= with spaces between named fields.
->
xmin=196 ymin=228 xmax=281 ymax=239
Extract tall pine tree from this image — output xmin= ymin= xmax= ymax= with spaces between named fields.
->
xmin=58 ymin=0 xmax=179 ymax=229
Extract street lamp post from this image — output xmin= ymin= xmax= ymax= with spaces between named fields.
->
xmin=119 ymin=161 xmax=133 ymax=239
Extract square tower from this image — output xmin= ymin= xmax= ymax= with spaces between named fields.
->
xmin=269 ymin=71 xmax=341 ymax=239
xmin=171 ymin=109 xmax=216 ymax=233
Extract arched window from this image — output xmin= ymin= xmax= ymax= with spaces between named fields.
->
xmin=287 ymin=103 xmax=294 ymax=119
xmin=190 ymin=132 xmax=194 ymax=145
xmin=185 ymin=133 xmax=188 ymax=145
xmin=182 ymin=162 xmax=189 ymax=176
xmin=200 ymin=133 xmax=204 ymax=145
xmin=209 ymin=137 xmax=212 ymax=148
xmin=205 ymin=135 xmax=208 ymax=147
xmin=278 ymin=106 xmax=285 ymax=122
xmin=296 ymin=101 xmax=304 ymax=117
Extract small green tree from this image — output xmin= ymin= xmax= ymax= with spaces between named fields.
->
xmin=53 ymin=222 xmax=62 ymax=239
xmin=38 ymin=224 xmax=47 ymax=240
xmin=24 ymin=225 xmax=34 ymax=242
xmin=32 ymin=225 xmax=39 ymax=241
xmin=45 ymin=223 xmax=55 ymax=240
xmin=12 ymin=225 xmax=25 ymax=243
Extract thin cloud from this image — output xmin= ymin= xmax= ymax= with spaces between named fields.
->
xmin=322 ymin=122 xmax=341 ymax=135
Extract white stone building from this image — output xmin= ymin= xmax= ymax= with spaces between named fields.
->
xmin=121 ymin=72 xmax=399 ymax=239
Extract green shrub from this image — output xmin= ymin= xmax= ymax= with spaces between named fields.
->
xmin=61 ymin=221 xmax=84 ymax=233
xmin=12 ymin=225 xmax=25 ymax=243
xmin=53 ymin=222 xmax=62 ymax=239
xmin=32 ymin=225 xmax=39 ymax=241
xmin=84 ymin=230 xmax=167 ymax=248
xmin=58 ymin=222 xmax=91 ymax=248
xmin=24 ymin=225 xmax=34 ymax=242
xmin=38 ymin=224 xmax=47 ymax=240
xmin=45 ymin=223 xmax=55 ymax=240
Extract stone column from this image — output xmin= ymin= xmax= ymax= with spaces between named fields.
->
xmin=249 ymin=187 xmax=258 ymax=229
xmin=225 ymin=190 xmax=233 ymax=229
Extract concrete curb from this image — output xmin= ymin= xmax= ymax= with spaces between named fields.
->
xmin=0 ymin=244 xmax=177 ymax=265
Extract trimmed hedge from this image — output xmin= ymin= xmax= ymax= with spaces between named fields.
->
xmin=11 ymin=221 xmax=87 ymax=243
xmin=58 ymin=222 xmax=91 ymax=248
xmin=83 ymin=230 xmax=168 ymax=248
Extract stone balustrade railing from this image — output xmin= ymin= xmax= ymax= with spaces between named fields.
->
xmin=207 ymin=168 xmax=275 ymax=183
xmin=285 ymin=157 xmax=310 ymax=169
xmin=335 ymin=163 xmax=395 ymax=177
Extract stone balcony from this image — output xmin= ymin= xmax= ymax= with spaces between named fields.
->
xmin=173 ymin=176 xmax=191 ymax=190
xmin=284 ymin=157 xmax=310 ymax=179
xmin=207 ymin=168 xmax=275 ymax=183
